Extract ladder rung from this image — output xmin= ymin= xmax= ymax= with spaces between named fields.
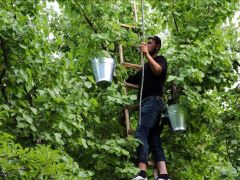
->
xmin=122 ymin=62 xmax=142 ymax=70
xmin=119 ymin=23 xmax=136 ymax=29
xmin=125 ymin=82 xmax=139 ymax=89
xmin=148 ymin=161 xmax=155 ymax=166
xmin=125 ymin=104 xmax=139 ymax=111
xmin=119 ymin=23 xmax=142 ymax=34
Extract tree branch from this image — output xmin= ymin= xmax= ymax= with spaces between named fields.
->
xmin=0 ymin=37 xmax=9 ymax=68
xmin=80 ymin=8 xmax=98 ymax=34
xmin=171 ymin=82 xmax=177 ymax=99
xmin=172 ymin=13 xmax=180 ymax=34
xmin=24 ymin=86 xmax=34 ymax=107
xmin=0 ymin=37 xmax=9 ymax=103
xmin=172 ymin=0 xmax=180 ymax=34
xmin=79 ymin=7 xmax=107 ymax=51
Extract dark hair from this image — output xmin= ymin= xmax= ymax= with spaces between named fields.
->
xmin=148 ymin=36 xmax=161 ymax=49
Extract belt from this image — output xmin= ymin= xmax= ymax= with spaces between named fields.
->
xmin=142 ymin=95 xmax=163 ymax=102
xmin=155 ymin=96 xmax=163 ymax=101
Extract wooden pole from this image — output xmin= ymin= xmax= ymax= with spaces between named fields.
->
xmin=133 ymin=0 xmax=138 ymax=23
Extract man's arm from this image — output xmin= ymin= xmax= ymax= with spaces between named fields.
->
xmin=145 ymin=53 xmax=162 ymax=76
xmin=126 ymin=71 xmax=140 ymax=85
xmin=140 ymin=43 xmax=163 ymax=76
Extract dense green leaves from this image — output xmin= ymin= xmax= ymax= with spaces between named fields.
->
xmin=0 ymin=0 xmax=239 ymax=179
xmin=0 ymin=131 xmax=92 ymax=178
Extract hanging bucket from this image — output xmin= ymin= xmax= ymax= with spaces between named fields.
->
xmin=167 ymin=104 xmax=186 ymax=132
xmin=91 ymin=57 xmax=115 ymax=86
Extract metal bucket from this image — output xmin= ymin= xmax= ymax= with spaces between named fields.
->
xmin=91 ymin=57 xmax=115 ymax=86
xmin=167 ymin=104 xmax=186 ymax=132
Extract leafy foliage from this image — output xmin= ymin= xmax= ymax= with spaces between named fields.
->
xmin=0 ymin=0 xmax=239 ymax=179
xmin=0 ymin=131 xmax=92 ymax=179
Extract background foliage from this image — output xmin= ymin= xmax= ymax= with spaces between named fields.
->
xmin=0 ymin=0 xmax=239 ymax=179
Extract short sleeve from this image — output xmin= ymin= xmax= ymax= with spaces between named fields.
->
xmin=155 ymin=56 xmax=167 ymax=74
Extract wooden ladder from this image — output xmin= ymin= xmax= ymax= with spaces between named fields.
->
xmin=118 ymin=0 xmax=142 ymax=136
xmin=119 ymin=1 xmax=155 ymax=169
xmin=119 ymin=22 xmax=142 ymax=136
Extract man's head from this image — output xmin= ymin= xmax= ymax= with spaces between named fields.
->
xmin=147 ymin=36 xmax=161 ymax=55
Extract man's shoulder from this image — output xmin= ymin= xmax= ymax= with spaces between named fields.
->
xmin=155 ymin=55 xmax=167 ymax=64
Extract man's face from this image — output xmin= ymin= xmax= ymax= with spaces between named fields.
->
xmin=147 ymin=39 xmax=158 ymax=55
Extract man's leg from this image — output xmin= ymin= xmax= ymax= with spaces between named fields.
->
xmin=133 ymin=97 xmax=162 ymax=179
xmin=156 ymin=161 xmax=168 ymax=175
xmin=149 ymin=121 xmax=168 ymax=174
xmin=149 ymin=118 xmax=169 ymax=178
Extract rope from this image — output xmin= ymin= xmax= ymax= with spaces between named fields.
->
xmin=139 ymin=0 xmax=145 ymax=125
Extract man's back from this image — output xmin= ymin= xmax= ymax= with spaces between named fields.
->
xmin=126 ymin=55 xmax=167 ymax=100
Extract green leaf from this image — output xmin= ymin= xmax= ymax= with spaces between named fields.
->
xmin=87 ymin=76 xmax=95 ymax=84
xmin=80 ymin=138 xmax=88 ymax=149
xmin=167 ymin=75 xmax=178 ymax=82
xmin=19 ymin=44 xmax=27 ymax=49
xmin=48 ymin=89 xmax=56 ymax=98
xmin=30 ymin=107 xmax=37 ymax=115
xmin=129 ymin=95 xmax=137 ymax=101
xmin=54 ymin=133 xmax=63 ymax=145
xmin=2 ymin=104 xmax=10 ymax=110
xmin=84 ymin=81 xmax=92 ymax=89
xmin=22 ymin=114 xmax=33 ymax=124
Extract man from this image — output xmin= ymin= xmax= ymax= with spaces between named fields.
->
xmin=126 ymin=36 xmax=170 ymax=180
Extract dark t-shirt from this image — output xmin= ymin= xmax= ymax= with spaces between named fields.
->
xmin=126 ymin=55 xmax=167 ymax=100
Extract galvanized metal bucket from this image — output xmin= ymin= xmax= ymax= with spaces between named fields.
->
xmin=91 ymin=57 xmax=115 ymax=86
xmin=167 ymin=104 xmax=186 ymax=132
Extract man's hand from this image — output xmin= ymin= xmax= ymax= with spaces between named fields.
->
xmin=140 ymin=42 xmax=149 ymax=56
xmin=139 ymin=42 xmax=163 ymax=76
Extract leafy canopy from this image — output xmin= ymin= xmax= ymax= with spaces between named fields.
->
xmin=0 ymin=0 xmax=239 ymax=179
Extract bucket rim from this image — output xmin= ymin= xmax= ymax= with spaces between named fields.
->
xmin=91 ymin=57 xmax=115 ymax=62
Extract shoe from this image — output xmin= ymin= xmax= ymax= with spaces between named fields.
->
xmin=156 ymin=174 xmax=170 ymax=180
xmin=132 ymin=176 xmax=147 ymax=180
xmin=132 ymin=171 xmax=147 ymax=180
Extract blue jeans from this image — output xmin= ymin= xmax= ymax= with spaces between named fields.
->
xmin=135 ymin=96 xmax=167 ymax=164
